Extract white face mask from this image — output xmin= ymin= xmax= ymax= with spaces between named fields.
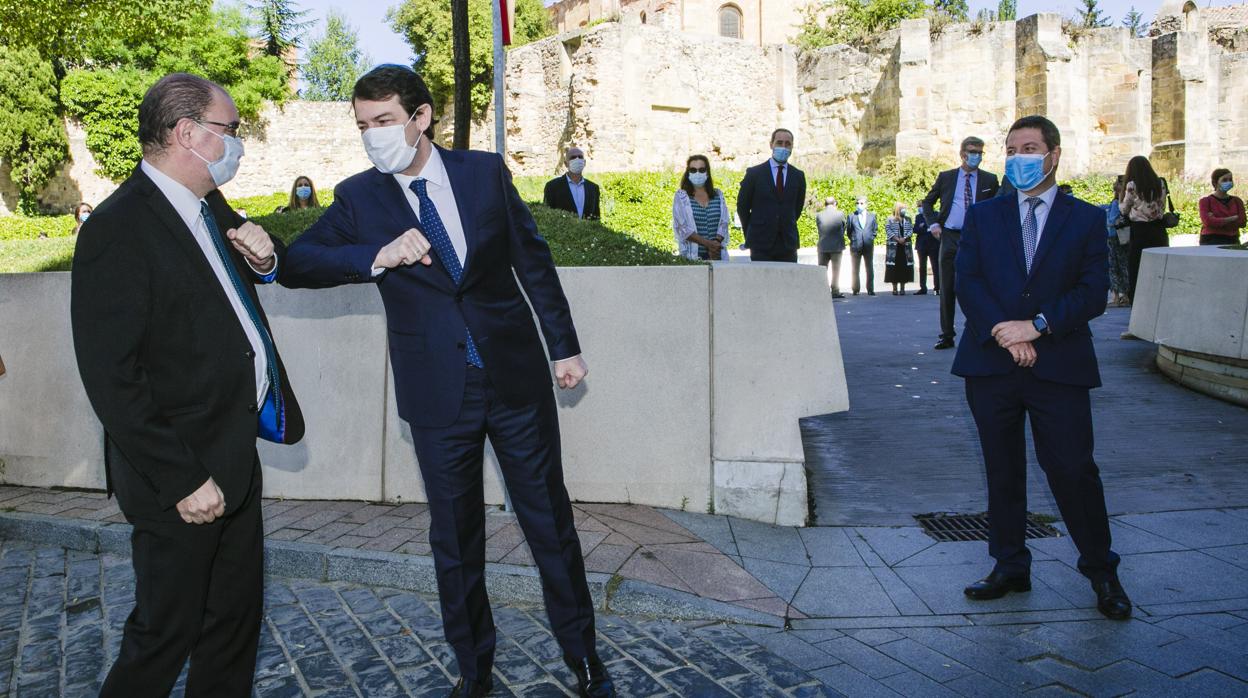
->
xmin=568 ymin=157 xmax=586 ymax=175
xmin=191 ymin=122 xmax=244 ymax=187
xmin=362 ymin=110 xmax=420 ymax=174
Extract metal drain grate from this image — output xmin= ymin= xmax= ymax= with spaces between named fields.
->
xmin=914 ymin=513 xmax=1062 ymax=542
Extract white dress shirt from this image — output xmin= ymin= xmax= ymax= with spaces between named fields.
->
xmin=944 ymin=167 xmax=978 ymax=230
xmin=393 ymin=146 xmax=468 ymax=267
xmin=140 ymin=160 xmax=270 ymax=403
xmin=1016 ymin=182 xmax=1059 ymax=247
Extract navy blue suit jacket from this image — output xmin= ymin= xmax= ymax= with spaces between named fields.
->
xmin=736 ymin=160 xmax=806 ymax=255
xmin=951 ymin=190 xmax=1108 ymax=388
xmin=281 ymin=147 xmax=580 ymax=427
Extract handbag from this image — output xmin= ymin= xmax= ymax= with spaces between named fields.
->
xmin=1160 ymin=178 xmax=1180 ymax=228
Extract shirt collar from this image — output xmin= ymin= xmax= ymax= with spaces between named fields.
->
xmin=565 ymin=174 xmax=585 ymax=187
xmin=1017 ymin=181 xmax=1058 ymax=210
xmin=394 ymin=145 xmax=448 ymax=190
xmin=140 ymin=159 xmax=205 ymax=234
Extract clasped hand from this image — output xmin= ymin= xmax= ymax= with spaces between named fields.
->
xmin=991 ymin=320 xmax=1041 ymax=368
xmin=226 ymin=222 xmax=276 ymax=273
xmin=375 ymin=228 xmax=434 ymax=269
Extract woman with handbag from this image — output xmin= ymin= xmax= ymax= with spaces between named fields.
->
xmin=1105 ymin=176 xmax=1131 ymax=307
xmin=1198 ymin=168 xmax=1245 ymax=246
xmin=1120 ymin=156 xmax=1172 ymax=318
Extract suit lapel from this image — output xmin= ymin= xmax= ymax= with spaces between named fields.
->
xmin=439 ymin=147 xmax=479 ymax=283
xmin=1027 ymin=192 xmax=1071 ymax=281
xmin=1004 ymin=194 xmax=1027 ymax=276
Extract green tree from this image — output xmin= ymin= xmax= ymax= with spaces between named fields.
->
xmin=796 ymin=0 xmax=926 ymax=49
xmin=0 ymin=46 xmax=67 ymax=214
xmin=387 ymin=0 xmax=556 ymax=119
xmin=997 ymin=0 xmax=1017 ymax=21
xmin=248 ymin=0 xmax=313 ymax=62
xmin=933 ymin=0 xmax=969 ymax=22
xmin=302 ymin=10 xmax=370 ymax=101
xmin=1122 ymin=7 xmax=1145 ymax=36
xmin=1077 ymin=0 xmax=1112 ymax=28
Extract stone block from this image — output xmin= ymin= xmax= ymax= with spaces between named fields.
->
xmin=714 ymin=460 xmax=808 ymax=526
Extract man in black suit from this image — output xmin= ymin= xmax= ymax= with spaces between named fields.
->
xmin=847 ymin=196 xmax=878 ymax=296
xmin=71 ymin=73 xmax=303 ymax=696
xmin=922 ymin=136 xmax=1000 ymax=349
xmin=737 ymin=128 xmax=806 ymax=262
xmin=912 ymin=197 xmax=939 ymax=295
xmin=542 ymin=146 xmax=600 ymax=220
xmin=815 ymin=196 xmax=847 ymax=297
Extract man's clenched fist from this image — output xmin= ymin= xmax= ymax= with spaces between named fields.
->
xmin=226 ymin=221 xmax=276 ymax=273
xmin=374 ymin=228 xmax=434 ymax=269
xmin=176 ymin=477 xmax=226 ymax=525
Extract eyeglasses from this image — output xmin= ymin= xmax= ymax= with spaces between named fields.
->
xmin=688 ymin=167 xmax=708 ymax=173
xmin=197 ymin=119 xmax=241 ymax=137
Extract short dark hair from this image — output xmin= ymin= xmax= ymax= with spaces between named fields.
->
xmin=679 ymin=154 xmax=716 ymax=197
xmin=771 ymin=128 xmax=794 ymax=144
xmin=1212 ymin=168 xmax=1232 ymax=188
xmin=353 ymin=65 xmax=438 ymax=139
xmin=1007 ymin=115 xmax=1061 ymax=150
xmin=138 ymin=73 xmax=221 ymax=155
xmin=960 ymin=136 xmax=984 ymax=152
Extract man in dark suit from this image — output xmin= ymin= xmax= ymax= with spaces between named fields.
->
xmin=912 ymin=197 xmax=940 ymax=295
xmin=736 ymin=128 xmax=806 ymax=262
xmin=815 ymin=196 xmax=847 ymax=297
xmin=922 ymin=136 xmax=1000 ymax=349
xmin=953 ymin=115 xmax=1131 ymax=621
xmin=281 ymin=66 xmax=613 ymax=698
xmin=71 ymin=73 xmax=304 ymax=696
xmin=847 ymin=196 xmax=878 ymax=296
xmin=542 ymin=146 xmax=600 ymax=220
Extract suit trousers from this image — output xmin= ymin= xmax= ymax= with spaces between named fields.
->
xmin=938 ymin=231 xmax=961 ymax=340
xmin=819 ymin=251 xmax=843 ymax=293
xmin=750 ymin=247 xmax=798 ymax=263
xmin=964 ymin=371 xmax=1119 ymax=583
xmin=410 ymin=366 xmax=596 ymax=682
xmin=100 ymin=465 xmax=264 ymax=698
xmin=850 ymin=247 xmax=874 ymax=294
xmin=917 ymin=246 xmax=940 ymax=292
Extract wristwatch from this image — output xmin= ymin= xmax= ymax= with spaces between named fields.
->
xmin=1032 ymin=314 xmax=1050 ymax=335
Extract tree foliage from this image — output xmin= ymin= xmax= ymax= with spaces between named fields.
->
xmin=1122 ymin=7 xmax=1145 ymax=37
xmin=797 ymin=0 xmax=927 ymax=49
xmin=387 ymin=0 xmax=555 ymax=118
xmin=302 ymin=10 xmax=370 ymax=101
xmin=248 ymin=0 xmax=313 ymax=63
xmin=0 ymin=46 xmax=67 ymax=214
xmin=997 ymin=0 xmax=1017 ymax=22
xmin=1077 ymin=0 xmax=1112 ymax=28
xmin=932 ymin=0 xmax=969 ymax=22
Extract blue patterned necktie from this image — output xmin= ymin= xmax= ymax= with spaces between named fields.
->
xmin=200 ymin=202 xmax=285 ymax=440
xmin=409 ymin=178 xmax=484 ymax=369
xmin=1022 ymin=196 xmax=1041 ymax=272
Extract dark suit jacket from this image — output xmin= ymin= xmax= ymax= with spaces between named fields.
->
xmin=71 ymin=167 xmax=303 ymax=522
xmin=736 ymin=160 xmax=806 ymax=256
xmin=283 ymin=147 xmax=580 ymax=429
xmin=913 ymin=211 xmax=939 ymax=254
xmin=543 ymin=175 xmax=600 ymax=220
xmin=922 ymin=167 xmax=1000 ymax=229
xmin=847 ymin=211 xmax=878 ymax=252
xmin=815 ymin=208 xmax=846 ymax=253
xmin=952 ymin=190 xmax=1109 ymax=388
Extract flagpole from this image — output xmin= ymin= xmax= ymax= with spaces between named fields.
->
xmin=492 ymin=0 xmax=507 ymax=156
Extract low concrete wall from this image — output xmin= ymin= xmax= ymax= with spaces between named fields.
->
xmin=0 ymin=266 xmax=847 ymax=525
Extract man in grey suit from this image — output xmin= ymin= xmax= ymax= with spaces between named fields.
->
xmin=815 ymin=197 xmax=847 ymax=298
xmin=847 ymin=196 xmax=877 ymax=296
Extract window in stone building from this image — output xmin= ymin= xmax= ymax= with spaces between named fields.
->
xmin=719 ymin=4 xmax=743 ymax=39
xmin=641 ymin=11 xmax=647 ymax=23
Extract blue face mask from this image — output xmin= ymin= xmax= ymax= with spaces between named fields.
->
xmin=1004 ymin=152 xmax=1051 ymax=192
xmin=1221 ymin=181 xmax=1234 ymax=193
xmin=966 ymin=152 xmax=982 ymax=168
xmin=772 ymin=147 xmax=791 ymax=163
xmin=688 ymin=172 xmax=708 ymax=187
xmin=78 ymin=212 xmax=90 ymax=223
xmin=296 ymin=185 xmax=312 ymax=200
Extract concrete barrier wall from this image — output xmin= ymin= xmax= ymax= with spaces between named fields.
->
xmin=1129 ymin=247 xmax=1248 ymax=360
xmin=0 ymin=266 xmax=847 ymax=525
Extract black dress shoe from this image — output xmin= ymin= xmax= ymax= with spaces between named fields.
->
xmin=914 ymin=290 xmax=927 ymax=295
xmin=1093 ymin=578 xmax=1132 ymax=620
xmin=867 ymin=290 xmax=876 ymax=296
xmin=832 ymin=292 xmax=845 ymax=299
xmin=449 ymin=676 xmax=493 ymax=697
xmin=964 ymin=571 xmax=1031 ymax=600
xmin=564 ymin=655 xmax=615 ymax=697
xmin=934 ymin=338 xmax=955 ymax=350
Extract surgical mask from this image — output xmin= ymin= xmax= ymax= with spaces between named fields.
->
xmin=966 ymin=152 xmax=982 ymax=168
xmin=568 ymin=157 xmax=586 ymax=175
xmin=1004 ymin=152 xmax=1052 ymax=192
xmin=192 ymin=122 xmax=244 ymax=187
xmin=856 ymin=203 xmax=866 ymax=212
xmin=78 ymin=212 xmax=90 ymax=223
xmin=295 ymin=185 xmax=312 ymax=200
xmin=689 ymin=172 xmax=708 ymax=187
xmin=772 ymin=147 xmax=791 ymax=163
xmin=1221 ymin=181 xmax=1234 ymax=193
xmin=362 ymin=110 xmax=419 ymax=174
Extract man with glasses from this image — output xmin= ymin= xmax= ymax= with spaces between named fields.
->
xmin=71 ymin=72 xmax=303 ymax=696
xmin=922 ymin=136 xmax=1000 ymax=349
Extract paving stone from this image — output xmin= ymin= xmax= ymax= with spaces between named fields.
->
xmin=941 ymin=671 xmax=1023 ymax=697
xmin=655 ymin=666 xmax=735 ymax=697
xmin=890 ymin=563 xmax=1075 ymax=616
xmin=808 ymin=663 xmax=904 ymax=698
xmin=872 ymin=637 xmax=973 ymax=683
xmin=792 ymin=567 xmax=898 ymax=618
xmin=1114 ymin=550 xmax=1248 ymax=606
xmin=847 ymin=629 xmax=903 ymax=646
xmin=1024 ymin=656 xmax=1133 ymax=698
xmin=796 ymin=528 xmax=866 ymax=568
xmin=1115 ymin=510 xmax=1248 ymax=549
xmin=869 ymin=566 xmax=932 ymax=616
xmin=659 ymin=510 xmax=739 ymax=558
xmin=879 ymin=669 xmax=961 ymax=697
xmin=730 ymin=518 xmax=810 ymax=566
xmin=815 ymin=637 xmax=908 ymax=679
xmin=741 ymin=557 xmax=810 ymax=602
xmin=851 ymin=527 xmax=937 ymax=566
xmin=732 ymin=630 xmax=840 ymax=671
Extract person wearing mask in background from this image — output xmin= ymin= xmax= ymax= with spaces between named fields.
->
xmin=736 ymin=128 xmax=806 ymax=262
xmin=672 ymin=155 xmax=731 ymax=261
xmin=912 ymin=198 xmax=938 ymax=295
xmin=847 ymin=196 xmax=877 ymax=296
xmin=1199 ymin=168 xmax=1245 ymax=246
xmin=815 ymin=196 xmax=847 ymax=297
xmin=884 ymin=202 xmax=914 ymax=295
xmin=922 ymin=136 xmax=1001 ymax=349
xmin=276 ymin=175 xmax=319 ymax=213
xmin=72 ymin=202 xmax=94 ymax=235
xmin=1105 ymin=176 xmax=1131 ymax=307
xmin=1119 ymin=156 xmax=1170 ymax=328
xmin=543 ymin=147 xmax=600 ymax=220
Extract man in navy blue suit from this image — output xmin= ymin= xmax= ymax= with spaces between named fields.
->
xmin=953 ymin=115 xmax=1132 ymax=620
xmin=281 ymin=66 xmax=613 ymax=698
xmin=736 ymin=128 xmax=806 ymax=262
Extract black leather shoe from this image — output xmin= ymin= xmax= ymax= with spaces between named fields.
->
xmin=1093 ymin=578 xmax=1132 ymax=620
xmin=564 ymin=655 xmax=615 ymax=697
xmin=449 ymin=676 xmax=493 ymax=697
xmin=964 ymin=571 xmax=1031 ymax=600
xmin=934 ymin=338 xmax=955 ymax=350
xmin=914 ymin=290 xmax=927 ymax=295
xmin=867 ymin=290 xmax=876 ymax=296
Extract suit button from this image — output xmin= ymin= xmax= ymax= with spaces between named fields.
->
xmin=247 ymin=402 xmax=258 ymax=413
xmin=244 ymin=350 xmax=255 ymax=359
xmin=1022 ymin=292 xmax=1031 ymax=298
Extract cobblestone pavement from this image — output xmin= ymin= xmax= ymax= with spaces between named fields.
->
xmin=3 ymin=540 xmax=1247 ymax=697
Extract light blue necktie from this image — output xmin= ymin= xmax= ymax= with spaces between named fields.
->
xmin=200 ymin=202 xmax=285 ymax=441
xmin=1022 ymin=197 xmax=1041 ymax=272
xmin=409 ymin=179 xmax=484 ymax=369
